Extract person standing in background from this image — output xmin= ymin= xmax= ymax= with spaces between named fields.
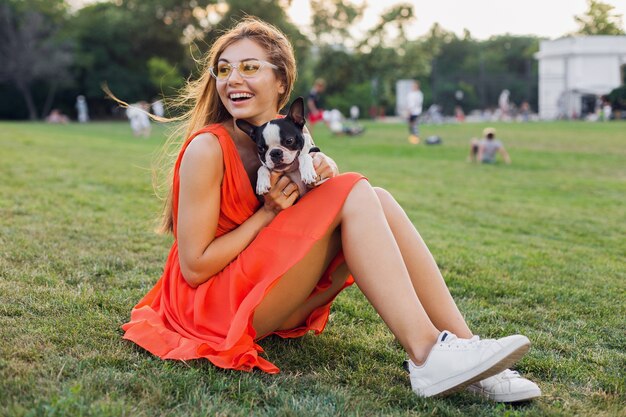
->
xmin=152 ymin=98 xmax=165 ymax=118
xmin=75 ymin=95 xmax=89 ymax=123
xmin=306 ymin=78 xmax=326 ymax=130
xmin=350 ymin=105 xmax=359 ymax=122
xmin=126 ymin=101 xmax=152 ymax=138
xmin=407 ymin=81 xmax=423 ymax=144
xmin=602 ymin=98 xmax=612 ymax=121
xmin=498 ymin=89 xmax=510 ymax=121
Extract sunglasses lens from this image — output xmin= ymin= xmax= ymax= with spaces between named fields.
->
xmin=239 ymin=60 xmax=262 ymax=77
xmin=215 ymin=64 xmax=232 ymax=79
xmin=213 ymin=60 xmax=271 ymax=80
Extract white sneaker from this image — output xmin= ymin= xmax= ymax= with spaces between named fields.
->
xmin=406 ymin=330 xmax=530 ymax=397
xmin=467 ymin=369 xmax=541 ymax=402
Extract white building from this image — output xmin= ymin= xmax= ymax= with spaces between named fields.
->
xmin=535 ymin=36 xmax=626 ymax=120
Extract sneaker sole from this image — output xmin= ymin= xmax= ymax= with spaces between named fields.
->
xmin=417 ymin=337 xmax=530 ymax=398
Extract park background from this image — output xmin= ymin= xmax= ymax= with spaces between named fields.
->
xmin=2 ymin=0 xmax=626 ymax=121
xmin=1 ymin=1 xmax=625 ymax=416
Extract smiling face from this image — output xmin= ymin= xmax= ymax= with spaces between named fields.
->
xmin=215 ymin=38 xmax=286 ymax=126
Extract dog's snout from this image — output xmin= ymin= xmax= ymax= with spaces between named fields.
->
xmin=269 ymin=149 xmax=283 ymax=161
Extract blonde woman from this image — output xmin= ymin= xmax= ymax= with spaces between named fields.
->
xmin=122 ymin=18 xmax=539 ymax=401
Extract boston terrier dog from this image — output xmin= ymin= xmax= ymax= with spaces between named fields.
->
xmin=236 ymin=97 xmax=321 ymax=197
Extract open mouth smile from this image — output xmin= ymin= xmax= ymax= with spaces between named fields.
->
xmin=229 ymin=92 xmax=254 ymax=102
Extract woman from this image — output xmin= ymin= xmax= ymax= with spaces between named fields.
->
xmin=122 ymin=18 xmax=540 ymax=401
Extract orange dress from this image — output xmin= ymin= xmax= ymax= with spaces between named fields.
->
xmin=122 ymin=124 xmax=365 ymax=373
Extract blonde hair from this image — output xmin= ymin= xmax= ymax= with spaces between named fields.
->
xmin=157 ymin=17 xmax=297 ymax=234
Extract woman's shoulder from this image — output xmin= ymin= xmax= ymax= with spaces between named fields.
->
xmin=178 ymin=122 xmax=234 ymax=170
xmin=178 ymin=132 xmax=225 ymax=186
xmin=184 ymin=131 xmax=223 ymax=164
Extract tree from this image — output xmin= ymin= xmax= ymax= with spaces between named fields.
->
xmin=67 ymin=1 xmax=188 ymax=115
xmin=307 ymin=2 xmax=430 ymax=116
xmin=607 ymin=85 xmax=626 ymax=111
xmin=148 ymin=57 xmax=185 ymax=96
xmin=574 ymin=0 xmax=625 ymax=36
xmin=0 ymin=1 xmax=73 ymax=120
xmin=360 ymin=3 xmax=414 ymax=51
xmin=206 ymin=0 xmax=307 ymax=60
xmin=420 ymin=27 xmax=540 ymax=114
xmin=310 ymin=0 xmax=365 ymax=46
xmin=200 ymin=0 xmax=310 ymax=98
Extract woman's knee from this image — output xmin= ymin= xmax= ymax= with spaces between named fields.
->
xmin=343 ymin=180 xmax=380 ymax=214
xmin=373 ymin=186 xmax=399 ymax=211
xmin=373 ymin=186 xmax=393 ymax=203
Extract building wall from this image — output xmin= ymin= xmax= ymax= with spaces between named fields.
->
xmin=538 ymin=58 xmax=565 ymax=119
xmin=535 ymin=36 xmax=626 ymax=119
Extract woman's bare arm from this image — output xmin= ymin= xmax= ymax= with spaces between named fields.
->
xmin=176 ymin=133 xmax=277 ymax=287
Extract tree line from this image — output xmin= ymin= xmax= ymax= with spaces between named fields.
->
xmin=0 ymin=0 xmax=623 ymax=120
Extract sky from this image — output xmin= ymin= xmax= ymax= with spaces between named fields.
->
xmin=69 ymin=0 xmax=626 ymax=40
xmin=287 ymin=0 xmax=626 ymax=40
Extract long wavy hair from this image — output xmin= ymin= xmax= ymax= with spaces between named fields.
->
xmin=157 ymin=17 xmax=297 ymax=234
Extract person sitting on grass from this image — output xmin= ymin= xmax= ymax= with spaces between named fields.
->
xmin=325 ymin=108 xmax=365 ymax=136
xmin=469 ymin=127 xmax=512 ymax=164
xmin=121 ymin=17 xmax=539 ymax=402
xmin=45 ymin=109 xmax=69 ymax=124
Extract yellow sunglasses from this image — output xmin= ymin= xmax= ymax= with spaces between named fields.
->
xmin=209 ymin=59 xmax=278 ymax=80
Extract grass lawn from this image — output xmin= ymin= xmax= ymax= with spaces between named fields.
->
xmin=0 ymin=119 xmax=624 ymax=416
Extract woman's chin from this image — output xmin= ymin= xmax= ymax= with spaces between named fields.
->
xmin=228 ymin=107 xmax=258 ymax=121
xmin=224 ymin=100 xmax=278 ymax=123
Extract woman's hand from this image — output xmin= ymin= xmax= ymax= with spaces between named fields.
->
xmin=311 ymin=152 xmax=339 ymax=183
xmin=262 ymin=172 xmax=299 ymax=213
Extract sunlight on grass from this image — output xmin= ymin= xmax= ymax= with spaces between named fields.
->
xmin=1 ymin=120 xmax=624 ymax=416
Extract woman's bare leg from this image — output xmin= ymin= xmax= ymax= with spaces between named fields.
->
xmin=340 ymin=181 xmax=439 ymax=362
xmin=253 ymin=180 xmax=440 ymax=364
xmin=275 ymin=261 xmax=351 ymax=331
xmin=373 ymin=187 xmax=473 ymax=338
xmin=252 ymin=228 xmax=344 ymax=338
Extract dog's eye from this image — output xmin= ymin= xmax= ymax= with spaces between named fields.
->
xmin=285 ymin=137 xmax=294 ymax=145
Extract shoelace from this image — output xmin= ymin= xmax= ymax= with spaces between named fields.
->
xmin=439 ymin=332 xmax=481 ymax=349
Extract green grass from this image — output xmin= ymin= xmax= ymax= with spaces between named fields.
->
xmin=1 ymin=119 xmax=624 ymax=416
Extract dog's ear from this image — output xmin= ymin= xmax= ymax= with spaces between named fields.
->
xmin=235 ymin=119 xmax=258 ymax=142
xmin=286 ymin=97 xmax=305 ymax=128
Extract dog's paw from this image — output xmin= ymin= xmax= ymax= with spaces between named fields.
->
xmin=299 ymin=155 xmax=318 ymax=185
xmin=256 ymin=166 xmax=271 ymax=195
xmin=301 ymin=169 xmax=318 ymax=185
xmin=256 ymin=183 xmax=270 ymax=195
xmin=256 ymin=177 xmax=271 ymax=194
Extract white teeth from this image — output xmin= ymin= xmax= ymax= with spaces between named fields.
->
xmin=229 ymin=92 xmax=253 ymax=100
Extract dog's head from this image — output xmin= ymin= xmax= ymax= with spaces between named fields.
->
xmin=236 ymin=97 xmax=306 ymax=172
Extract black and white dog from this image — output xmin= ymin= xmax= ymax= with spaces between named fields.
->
xmin=236 ymin=97 xmax=320 ymax=196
